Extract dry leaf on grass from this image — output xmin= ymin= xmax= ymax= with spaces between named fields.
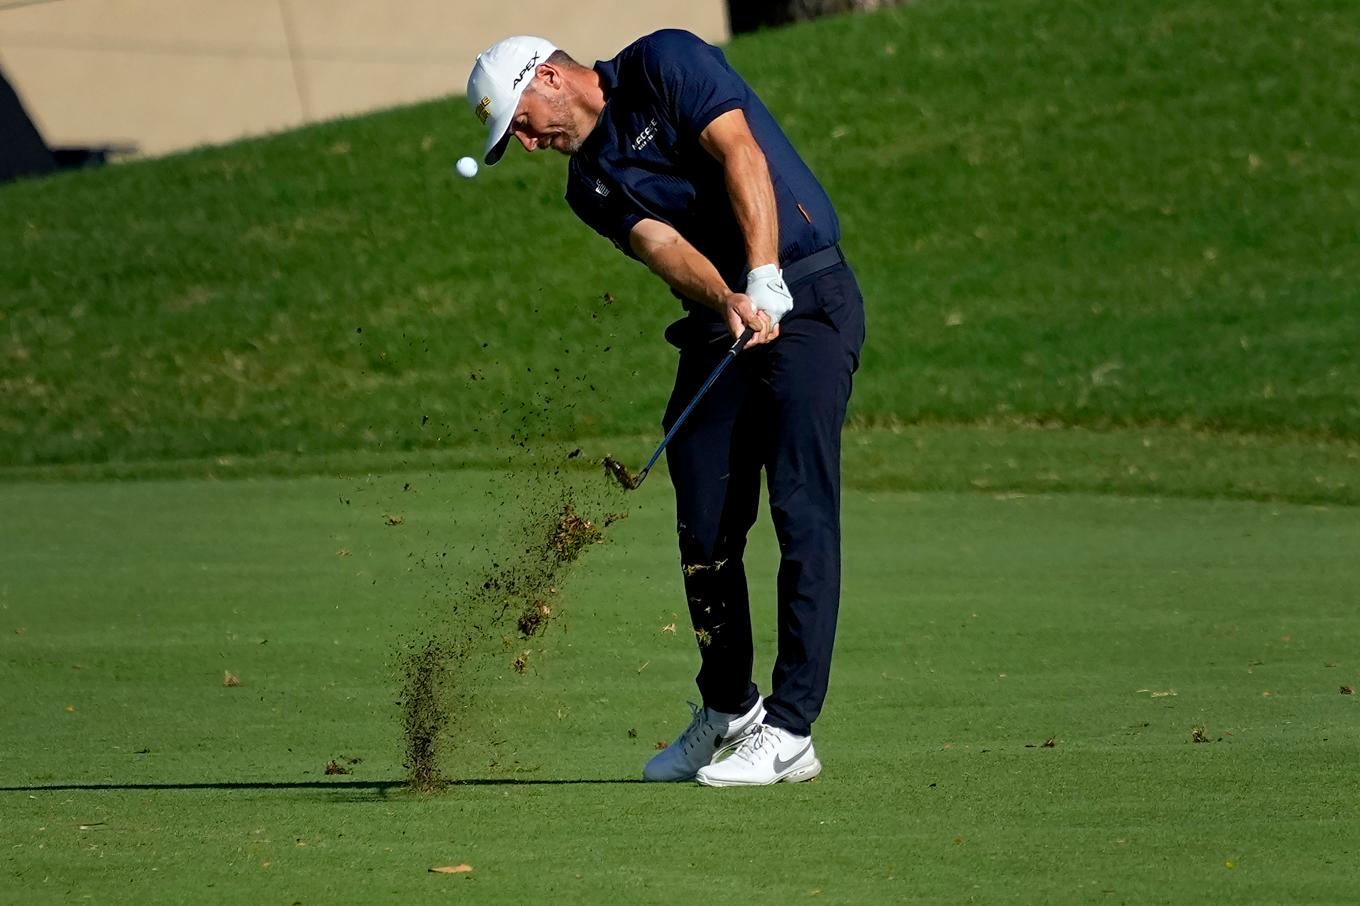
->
xmin=223 ymin=671 xmax=242 ymax=687
xmin=429 ymin=864 xmax=473 ymax=874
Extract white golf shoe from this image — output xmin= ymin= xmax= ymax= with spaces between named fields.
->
xmin=642 ymin=699 xmax=766 ymax=782
xmin=695 ymin=723 xmax=822 ymax=787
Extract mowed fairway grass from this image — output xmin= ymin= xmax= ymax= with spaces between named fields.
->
xmin=3 ymin=0 xmax=1360 ymax=901
xmin=2 ymin=470 xmax=1358 ymax=903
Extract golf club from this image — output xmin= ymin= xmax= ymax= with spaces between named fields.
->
xmin=605 ymin=326 xmax=755 ymax=490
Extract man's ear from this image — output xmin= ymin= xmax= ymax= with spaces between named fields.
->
xmin=537 ymin=63 xmax=561 ymax=90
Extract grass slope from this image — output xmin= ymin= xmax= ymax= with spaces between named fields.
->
xmin=2 ymin=0 xmax=1358 ymax=471
xmin=2 ymin=473 xmax=1358 ymax=903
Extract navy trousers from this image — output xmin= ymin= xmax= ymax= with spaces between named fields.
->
xmin=662 ymin=261 xmax=865 ymax=737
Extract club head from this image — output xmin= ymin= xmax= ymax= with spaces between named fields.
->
xmin=596 ymin=332 xmax=748 ymax=495
xmin=602 ymin=456 xmax=641 ymax=491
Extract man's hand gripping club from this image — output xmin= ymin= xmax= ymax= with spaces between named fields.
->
xmin=721 ymin=264 xmax=790 ymax=348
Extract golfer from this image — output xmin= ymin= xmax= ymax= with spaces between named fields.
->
xmin=467 ymin=30 xmax=865 ymax=786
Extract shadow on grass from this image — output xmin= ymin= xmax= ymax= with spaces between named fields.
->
xmin=0 ymin=778 xmax=646 ymax=793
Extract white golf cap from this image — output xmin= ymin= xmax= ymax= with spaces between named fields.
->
xmin=467 ymin=35 xmax=558 ymax=166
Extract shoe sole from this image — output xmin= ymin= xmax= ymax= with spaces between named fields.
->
xmin=694 ymin=758 xmax=822 ymax=788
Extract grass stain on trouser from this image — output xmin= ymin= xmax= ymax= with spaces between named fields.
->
xmin=681 ymin=558 xmax=727 ymax=577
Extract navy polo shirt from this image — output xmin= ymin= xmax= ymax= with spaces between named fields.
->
xmin=565 ymin=29 xmax=840 ymax=305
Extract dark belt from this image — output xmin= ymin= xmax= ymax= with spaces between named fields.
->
xmin=781 ymin=243 xmax=845 ymax=287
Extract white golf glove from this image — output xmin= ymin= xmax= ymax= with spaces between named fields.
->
xmin=745 ymin=264 xmax=793 ymax=325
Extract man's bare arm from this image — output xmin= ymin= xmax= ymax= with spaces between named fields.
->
xmin=698 ymin=109 xmax=779 ymax=271
xmin=628 ymin=218 xmax=776 ymax=346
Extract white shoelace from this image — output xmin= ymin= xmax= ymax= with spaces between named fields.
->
xmin=727 ymin=723 xmax=778 ymax=765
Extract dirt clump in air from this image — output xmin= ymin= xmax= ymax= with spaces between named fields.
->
xmin=517 ymin=600 xmax=553 ymax=638
xmin=548 ymin=504 xmax=604 ymax=561
xmin=402 ymin=639 xmax=451 ymax=793
xmin=397 ymin=471 xmax=628 ymax=793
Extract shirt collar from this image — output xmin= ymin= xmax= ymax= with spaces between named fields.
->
xmin=576 ymin=58 xmax=616 ymax=157
xmin=594 ymin=57 xmax=618 ymax=94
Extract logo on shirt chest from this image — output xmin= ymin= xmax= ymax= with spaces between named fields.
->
xmin=631 ymin=117 xmax=660 ymax=152
xmin=594 ymin=179 xmax=610 ymax=197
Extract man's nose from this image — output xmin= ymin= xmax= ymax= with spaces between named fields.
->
xmin=515 ymin=131 xmax=536 ymax=152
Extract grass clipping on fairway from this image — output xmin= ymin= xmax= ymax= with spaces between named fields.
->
xmin=400 ymin=491 xmax=612 ymax=793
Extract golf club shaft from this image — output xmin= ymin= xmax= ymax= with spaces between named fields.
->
xmin=633 ymin=327 xmax=754 ymax=487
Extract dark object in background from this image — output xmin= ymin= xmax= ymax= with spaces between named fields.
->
xmin=0 ymin=67 xmax=56 ymax=183
xmin=1 ymin=66 xmax=130 ymax=185
xmin=52 ymin=146 xmax=127 ymax=170
xmin=728 ymin=0 xmax=907 ymax=33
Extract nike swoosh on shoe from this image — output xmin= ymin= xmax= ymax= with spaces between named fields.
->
xmin=772 ymin=741 xmax=813 ymax=774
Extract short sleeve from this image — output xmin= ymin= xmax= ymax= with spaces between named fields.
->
xmin=566 ymin=171 xmax=644 ymax=259
xmin=636 ymin=30 xmax=745 ymax=138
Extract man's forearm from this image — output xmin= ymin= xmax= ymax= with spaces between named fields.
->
xmin=721 ymin=141 xmax=780 ymax=270
xmin=627 ymin=215 xmax=778 ymax=346
xmin=696 ymin=114 xmax=790 ymax=328
xmin=632 ymin=231 xmax=732 ymax=316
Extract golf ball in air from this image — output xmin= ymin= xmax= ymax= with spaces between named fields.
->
xmin=456 ymin=156 xmax=478 ymax=179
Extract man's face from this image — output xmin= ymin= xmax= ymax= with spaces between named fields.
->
xmin=509 ymin=73 xmax=585 ymax=156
